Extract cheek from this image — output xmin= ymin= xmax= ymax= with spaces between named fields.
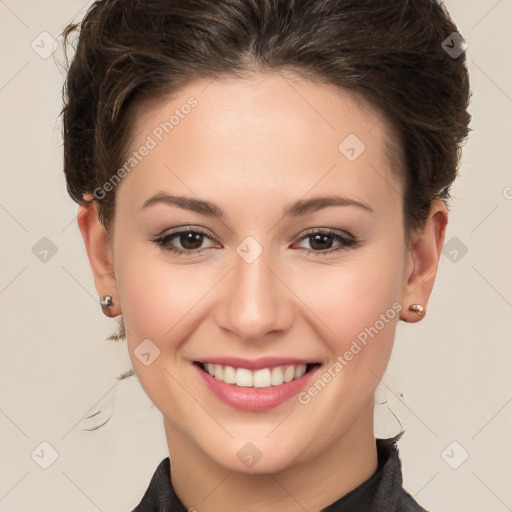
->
xmin=299 ymin=244 xmax=405 ymax=396
xmin=117 ymin=260 xmax=200 ymax=344
xmin=114 ymin=252 xmax=205 ymax=411
xmin=296 ymin=249 xmax=404 ymax=341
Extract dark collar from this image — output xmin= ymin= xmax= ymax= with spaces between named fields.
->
xmin=132 ymin=432 xmax=428 ymax=511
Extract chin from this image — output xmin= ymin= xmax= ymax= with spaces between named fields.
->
xmin=201 ymin=437 xmax=309 ymax=475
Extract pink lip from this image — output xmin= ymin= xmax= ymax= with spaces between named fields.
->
xmin=194 ymin=356 xmax=317 ymax=370
xmin=193 ymin=362 xmax=321 ymax=412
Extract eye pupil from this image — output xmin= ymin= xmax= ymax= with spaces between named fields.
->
xmin=181 ymin=231 xmax=204 ymax=250
xmin=309 ymin=234 xmax=332 ymax=251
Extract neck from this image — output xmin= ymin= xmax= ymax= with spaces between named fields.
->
xmin=164 ymin=399 xmax=378 ymax=512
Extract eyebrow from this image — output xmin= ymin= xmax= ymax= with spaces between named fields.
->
xmin=141 ymin=191 xmax=374 ymax=217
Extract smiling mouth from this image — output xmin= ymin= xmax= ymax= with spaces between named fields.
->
xmin=194 ymin=361 xmax=321 ymax=388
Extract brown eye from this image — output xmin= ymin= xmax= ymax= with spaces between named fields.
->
xmin=308 ymin=233 xmax=335 ymax=251
xmin=176 ymin=231 xmax=205 ymax=251
xmin=153 ymin=228 xmax=216 ymax=255
xmin=296 ymin=230 xmax=359 ymax=256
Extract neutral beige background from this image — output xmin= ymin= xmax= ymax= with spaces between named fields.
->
xmin=1 ymin=0 xmax=511 ymax=510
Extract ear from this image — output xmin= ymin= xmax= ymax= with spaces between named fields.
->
xmin=400 ymin=200 xmax=448 ymax=323
xmin=76 ymin=194 xmax=121 ymax=317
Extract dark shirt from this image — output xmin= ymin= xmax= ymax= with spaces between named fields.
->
xmin=132 ymin=432 xmax=429 ymax=511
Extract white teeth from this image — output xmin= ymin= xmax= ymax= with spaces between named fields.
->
xmin=253 ymin=368 xmax=271 ymax=388
xmin=235 ymin=368 xmax=253 ymax=387
xmin=295 ymin=365 xmax=307 ymax=378
xmin=214 ymin=364 xmax=223 ymax=380
xmin=271 ymin=366 xmax=284 ymax=385
xmin=201 ymin=363 xmax=310 ymax=388
xmin=223 ymin=365 xmax=236 ymax=384
xmin=283 ymin=365 xmax=295 ymax=382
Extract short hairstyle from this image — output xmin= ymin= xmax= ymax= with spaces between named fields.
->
xmin=60 ymin=0 xmax=471 ymax=342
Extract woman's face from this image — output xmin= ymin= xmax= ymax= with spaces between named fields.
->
xmin=81 ymin=71 xmax=437 ymax=473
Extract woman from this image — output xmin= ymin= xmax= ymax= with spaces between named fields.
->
xmin=60 ymin=0 xmax=471 ymax=510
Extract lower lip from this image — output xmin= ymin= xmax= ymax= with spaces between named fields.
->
xmin=194 ymin=363 xmax=321 ymax=412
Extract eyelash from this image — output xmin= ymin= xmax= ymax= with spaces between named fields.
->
xmin=152 ymin=227 xmax=360 ymax=257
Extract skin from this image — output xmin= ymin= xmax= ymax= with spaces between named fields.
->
xmin=77 ymin=71 xmax=447 ymax=512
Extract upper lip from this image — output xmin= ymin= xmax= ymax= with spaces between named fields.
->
xmin=194 ymin=356 xmax=319 ymax=371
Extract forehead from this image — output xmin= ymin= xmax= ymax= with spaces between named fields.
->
xmin=116 ymin=71 xmax=402 ymax=216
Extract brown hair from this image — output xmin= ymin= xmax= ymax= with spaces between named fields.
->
xmin=61 ymin=0 xmax=471 ymax=343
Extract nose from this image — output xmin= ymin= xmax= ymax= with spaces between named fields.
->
xmin=213 ymin=248 xmax=294 ymax=343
